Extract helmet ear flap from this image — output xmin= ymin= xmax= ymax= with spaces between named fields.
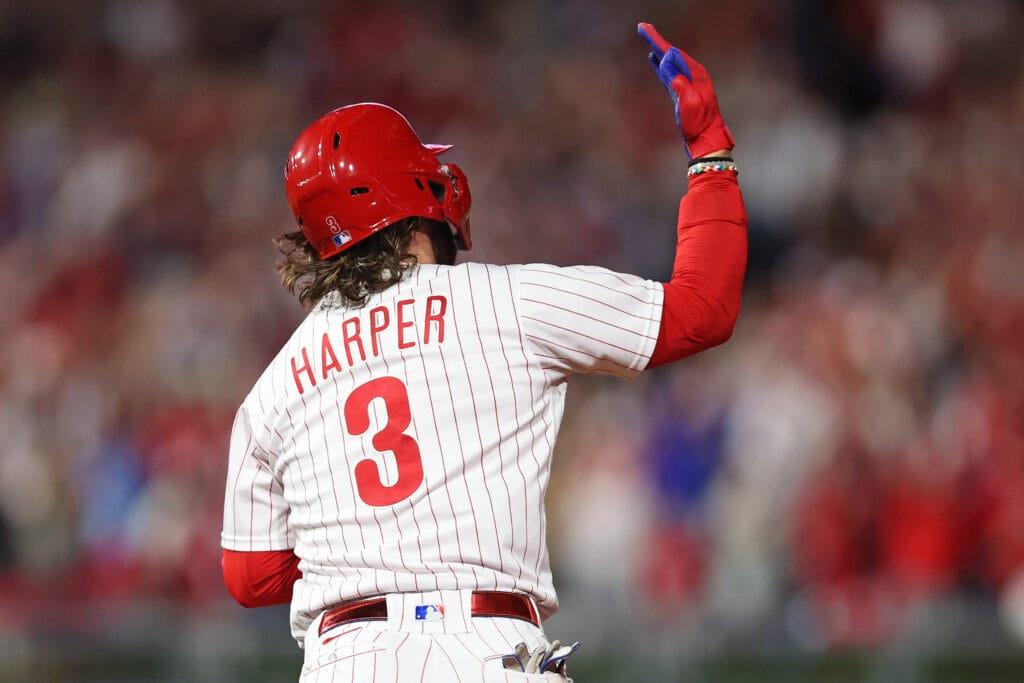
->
xmin=439 ymin=163 xmax=472 ymax=250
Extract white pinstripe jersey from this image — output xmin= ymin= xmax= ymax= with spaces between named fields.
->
xmin=221 ymin=262 xmax=663 ymax=645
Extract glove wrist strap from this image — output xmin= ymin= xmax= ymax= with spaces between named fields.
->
xmin=688 ymin=156 xmax=733 ymax=167
xmin=687 ymin=125 xmax=735 ymax=161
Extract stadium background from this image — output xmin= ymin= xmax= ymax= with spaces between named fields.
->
xmin=1 ymin=0 xmax=1022 ymax=681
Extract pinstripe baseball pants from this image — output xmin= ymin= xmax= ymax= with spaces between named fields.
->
xmin=299 ymin=590 xmax=570 ymax=682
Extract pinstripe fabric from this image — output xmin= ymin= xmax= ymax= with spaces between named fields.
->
xmin=222 ymin=262 xmax=662 ymax=648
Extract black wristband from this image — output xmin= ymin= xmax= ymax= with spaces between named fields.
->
xmin=688 ymin=156 xmax=734 ymax=167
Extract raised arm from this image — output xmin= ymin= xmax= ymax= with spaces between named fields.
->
xmin=637 ymin=22 xmax=748 ymax=368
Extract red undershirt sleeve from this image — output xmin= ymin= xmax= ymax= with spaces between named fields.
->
xmin=646 ymin=171 xmax=748 ymax=369
xmin=222 ymin=548 xmax=302 ymax=608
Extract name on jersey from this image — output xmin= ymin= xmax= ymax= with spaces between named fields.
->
xmin=291 ymin=295 xmax=448 ymax=394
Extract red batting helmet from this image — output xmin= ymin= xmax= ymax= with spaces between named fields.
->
xmin=283 ymin=103 xmax=472 ymax=260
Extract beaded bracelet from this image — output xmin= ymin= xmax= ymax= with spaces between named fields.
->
xmin=687 ymin=159 xmax=739 ymax=178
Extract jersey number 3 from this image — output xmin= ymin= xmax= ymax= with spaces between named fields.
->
xmin=344 ymin=377 xmax=424 ymax=507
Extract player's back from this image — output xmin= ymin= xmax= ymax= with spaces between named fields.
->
xmin=251 ymin=262 xmax=561 ymax=636
xmin=225 ymin=259 xmax=662 ymax=640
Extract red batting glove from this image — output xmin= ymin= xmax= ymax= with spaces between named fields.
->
xmin=637 ymin=22 xmax=735 ymax=159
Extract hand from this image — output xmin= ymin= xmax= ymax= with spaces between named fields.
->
xmin=637 ymin=22 xmax=735 ymax=159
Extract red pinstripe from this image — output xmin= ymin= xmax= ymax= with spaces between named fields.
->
xmin=392 ymin=633 xmax=410 ymax=683
xmin=224 ymin=417 xmax=254 ymax=547
xmin=267 ymin=362 xmax=292 ymax=548
xmin=313 ymin=333 xmax=347 ymax=562
xmin=423 ymin=277 xmax=470 ymax=577
xmin=281 ymin=368 xmax=313 ymax=524
xmin=404 ymin=270 xmax=444 ymax=592
xmin=432 ymin=275 xmax=487 ymax=574
xmin=412 ymin=307 xmax=462 ymax=585
xmin=521 ymin=265 xmax=655 ymax=304
xmin=486 ymin=266 xmax=534 ymax=579
xmin=378 ymin=278 xmax=418 ymax=588
xmin=301 ymin=649 xmax=384 ymax=680
xmin=436 ymin=639 xmax=464 ymax=683
xmin=255 ymin=389 xmax=283 ymax=458
xmin=520 ymin=296 xmax=659 ymax=338
xmin=407 ymin=268 xmax=445 ymax=587
xmin=297 ymin=376 xmax=339 ymax=560
xmin=319 ymin=397 xmax=349 ymax=573
xmin=505 ymin=267 xmax=556 ymax=587
xmin=373 ymin=631 xmax=385 ymax=679
xmin=522 ymin=312 xmax=650 ymax=357
xmin=282 ymin=326 xmax=329 ymax=607
xmin=451 ymin=632 xmax=484 ymax=666
xmin=350 ymin=354 xmax=384 ymax=598
xmin=325 ymin=319 xmax=367 ymax=606
xmin=246 ymin=457 xmax=259 ymax=547
xmin=248 ymin=423 xmax=287 ymax=547
xmin=575 ymin=264 xmax=663 ymax=291
xmin=418 ymin=638 xmax=432 ymax=682
xmin=447 ymin=269 xmax=504 ymax=582
xmin=522 ymin=282 xmax=657 ymax=321
xmin=523 ymin=334 xmax=635 ymax=378
xmin=466 ymin=268 xmax=520 ymax=579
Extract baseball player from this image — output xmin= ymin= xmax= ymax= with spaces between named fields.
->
xmin=221 ymin=23 xmax=747 ymax=682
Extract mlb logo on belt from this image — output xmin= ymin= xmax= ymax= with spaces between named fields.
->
xmin=414 ymin=604 xmax=445 ymax=621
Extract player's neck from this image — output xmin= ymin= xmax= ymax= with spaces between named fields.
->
xmin=408 ymin=230 xmax=438 ymax=265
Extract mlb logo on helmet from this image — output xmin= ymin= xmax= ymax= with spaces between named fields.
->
xmin=332 ymin=230 xmax=352 ymax=247
xmin=414 ymin=604 xmax=445 ymax=621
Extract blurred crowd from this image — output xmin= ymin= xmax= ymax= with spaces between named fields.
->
xmin=1 ymin=0 xmax=1022 ymax=662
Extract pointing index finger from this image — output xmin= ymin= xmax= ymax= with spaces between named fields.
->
xmin=637 ymin=22 xmax=671 ymax=58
